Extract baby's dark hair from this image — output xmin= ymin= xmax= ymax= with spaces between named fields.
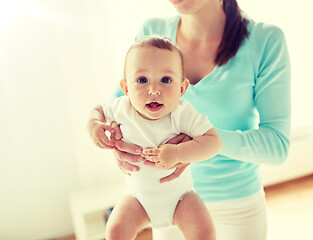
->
xmin=123 ymin=35 xmax=184 ymax=79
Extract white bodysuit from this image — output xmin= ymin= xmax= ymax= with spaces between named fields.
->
xmin=102 ymin=96 xmax=213 ymax=228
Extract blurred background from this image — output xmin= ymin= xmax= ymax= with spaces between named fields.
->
xmin=0 ymin=0 xmax=312 ymax=239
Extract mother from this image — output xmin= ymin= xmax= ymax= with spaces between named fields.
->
xmin=88 ymin=0 xmax=291 ymax=239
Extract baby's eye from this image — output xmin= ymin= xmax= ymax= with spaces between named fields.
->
xmin=137 ymin=77 xmax=148 ymax=83
xmin=161 ymin=77 xmax=172 ymax=83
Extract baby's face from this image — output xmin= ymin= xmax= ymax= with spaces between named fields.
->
xmin=122 ymin=46 xmax=188 ymax=120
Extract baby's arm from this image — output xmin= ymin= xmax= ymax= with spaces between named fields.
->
xmin=142 ymin=128 xmax=222 ymax=169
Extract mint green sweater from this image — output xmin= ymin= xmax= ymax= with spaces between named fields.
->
xmin=116 ymin=15 xmax=291 ymax=201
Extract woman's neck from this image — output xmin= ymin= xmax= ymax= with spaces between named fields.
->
xmin=179 ymin=1 xmax=226 ymax=45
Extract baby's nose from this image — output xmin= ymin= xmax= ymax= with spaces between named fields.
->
xmin=148 ymin=84 xmax=160 ymax=95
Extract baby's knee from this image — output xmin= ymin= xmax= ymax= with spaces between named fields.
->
xmin=106 ymin=220 xmax=132 ymax=240
xmin=195 ymin=225 xmax=216 ymax=240
xmin=106 ymin=221 xmax=120 ymax=240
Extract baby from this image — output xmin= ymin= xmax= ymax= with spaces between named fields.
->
xmin=90 ymin=35 xmax=222 ymax=240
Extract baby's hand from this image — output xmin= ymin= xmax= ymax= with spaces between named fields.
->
xmin=141 ymin=144 xmax=179 ymax=169
xmin=90 ymin=121 xmax=116 ymax=149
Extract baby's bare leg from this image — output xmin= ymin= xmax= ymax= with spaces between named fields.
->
xmin=106 ymin=194 xmax=150 ymax=240
xmin=173 ymin=192 xmax=216 ymax=240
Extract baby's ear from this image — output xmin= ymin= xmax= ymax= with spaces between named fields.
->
xmin=120 ymin=79 xmax=128 ymax=95
xmin=180 ymin=78 xmax=189 ymax=96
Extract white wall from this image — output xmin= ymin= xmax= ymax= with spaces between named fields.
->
xmin=0 ymin=1 xmax=176 ymax=239
xmin=0 ymin=0 xmax=312 ymax=240
xmin=238 ymin=0 xmax=313 ymax=128
xmin=0 ymin=1 xmax=120 ymax=239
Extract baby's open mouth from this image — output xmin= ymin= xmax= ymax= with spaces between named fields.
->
xmin=146 ymin=102 xmax=163 ymax=111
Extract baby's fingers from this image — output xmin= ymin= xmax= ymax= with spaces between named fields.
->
xmin=110 ymin=121 xmax=122 ymax=140
xmin=142 ymin=148 xmax=160 ymax=155
xmin=144 ymin=155 xmax=160 ymax=162
xmin=96 ymin=124 xmax=115 ymax=148
xmin=143 ymin=160 xmax=157 ymax=167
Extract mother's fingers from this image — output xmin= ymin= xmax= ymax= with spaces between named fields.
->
xmin=166 ymin=133 xmax=192 ymax=144
xmin=142 ymin=160 xmax=157 ymax=167
xmin=117 ymin=160 xmax=139 ymax=174
xmin=96 ymin=137 xmax=115 ymax=149
xmin=114 ymin=140 xmax=142 ymax=155
xmin=160 ymin=163 xmax=190 ymax=183
xmin=113 ymin=147 xmax=144 ymax=164
xmin=96 ymin=140 xmax=115 ymax=149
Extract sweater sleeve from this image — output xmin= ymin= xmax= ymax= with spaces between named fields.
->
xmin=217 ymin=26 xmax=291 ymax=165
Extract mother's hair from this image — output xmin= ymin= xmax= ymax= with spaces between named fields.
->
xmin=216 ymin=0 xmax=250 ymax=66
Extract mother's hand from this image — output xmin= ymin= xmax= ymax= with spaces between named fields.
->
xmin=160 ymin=162 xmax=190 ymax=183
xmin=110 ymin=122 xmax=145 ymax=175
xmin=143 ymin=133 xmax=192 ymax=183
